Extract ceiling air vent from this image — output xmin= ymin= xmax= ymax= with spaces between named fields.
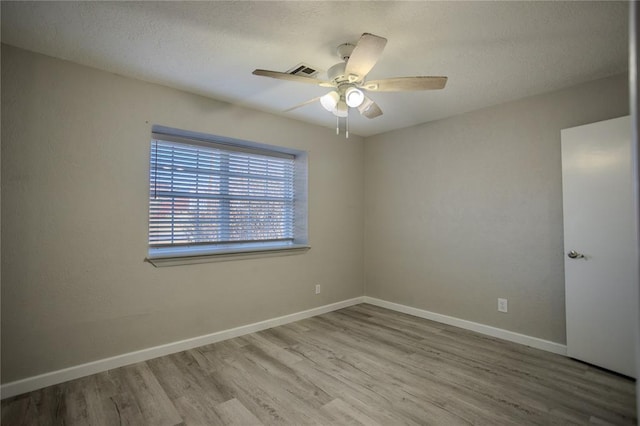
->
xmin=286 ymin=63 xmax=319 ymax=78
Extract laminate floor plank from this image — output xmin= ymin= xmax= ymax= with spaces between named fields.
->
xmin=323 ymin=342 xmax=534 ymax=425
xmin=321 ymin=398 xmax=384 ymax=426
xmin=407 ymin=337 xmax=633 ymax=424
xmin=2 ymin=304 xmax=636 ymax=425
xmin=204 ymin=341 xmax=336 ymax=425
xmin=212 ymin=362 xmax=311 ymax=425
xmin=409 ymin=335 xmax=635 ymax=421
xmin=25 ymin=386 xmax=63 ymax=426
xmin=64 ymin=375 xmax=124 ymax=426
xmin=214 ymin=398 xmax=264 ymax=426
xmin=113 ymin=363 xmax=184 ymax=426
xmin=287 ymin=336 xmax=512 ymax=425
xmin=1 ymin=394 xmax=40 ymax=426
xmin=172 ymin=395 xmax=224 ymax=426
xmin=242 ymin=333 xmax=304 ymax=366
xmin=147 ymin=354 xmax=226 ymax=425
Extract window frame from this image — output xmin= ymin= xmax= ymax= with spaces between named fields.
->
xmin=146 ymin=126 xmax=309 ymax=267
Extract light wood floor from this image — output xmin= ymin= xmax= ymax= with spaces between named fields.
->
xmin=2 ymin=304 xmax=636 ymax=425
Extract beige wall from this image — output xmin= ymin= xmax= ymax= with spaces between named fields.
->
xmin=364 ymin=74 xmax=629 ymax=344
xmin=1 ymin=45 xmax=365 ymax=383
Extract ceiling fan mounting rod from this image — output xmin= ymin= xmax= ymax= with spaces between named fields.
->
xmin=336 ymin=43 xmax=355 ymax=61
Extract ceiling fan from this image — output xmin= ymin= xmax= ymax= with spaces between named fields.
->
xmin=252 ymin=32 xmax=447 ymax=136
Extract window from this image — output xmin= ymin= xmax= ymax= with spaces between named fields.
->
xmin=147 ymin=127 xmax=308 ymax=265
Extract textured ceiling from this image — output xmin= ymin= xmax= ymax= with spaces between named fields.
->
xmin=1 ymin=1 xmax=629 ymax=137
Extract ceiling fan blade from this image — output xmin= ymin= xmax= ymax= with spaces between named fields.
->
xmin=252 ymin=69 xmax=334 ymax=87
xmin=284 ymin=96 xmax=322 ymax=112
xmin=358 ymin=96 xmax=383 ymax=119
xmin=363 ymin=76 xmax=447 ymax=92
xmin=344 ymin=33 xmax=387 ymax=80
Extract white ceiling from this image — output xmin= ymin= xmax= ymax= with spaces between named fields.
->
xmin=1 ymin=1 xmax=629 ymax=137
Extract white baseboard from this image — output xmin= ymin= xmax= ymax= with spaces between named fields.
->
xmin=363 ymin=297 xmax=567 ymax=356
xmin=1 ymin=297 xmax=365 ymax=400
xmin=1 ymin=295 xmax=568 ymax=399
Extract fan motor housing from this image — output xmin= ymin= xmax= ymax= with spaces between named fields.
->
xmin=327 ymin=62 xmax=347 ymax=83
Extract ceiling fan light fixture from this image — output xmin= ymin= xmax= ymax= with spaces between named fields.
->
xmin=345 ymin=87 xmax=364 ymax=108
xmin=320 ymin=91 xmax=339 ymax=112
xmin=333 ymin=100 xmax=348 ymax=118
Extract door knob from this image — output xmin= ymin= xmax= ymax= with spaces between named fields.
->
xmin=567 ymin=250 xmax=585 ymax=259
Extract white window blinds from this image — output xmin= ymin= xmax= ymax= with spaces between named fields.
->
xmin=149 ymin=134 xmax=296 ymax=248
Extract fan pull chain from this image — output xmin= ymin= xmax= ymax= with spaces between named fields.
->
xmin=336 ymin=116 xmax=339 ymax=135
xmin=346 ymin=112 xmax=349 ymax=138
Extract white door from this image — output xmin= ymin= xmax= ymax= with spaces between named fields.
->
xmin=561 ymin=115 xmax=638 ymax=378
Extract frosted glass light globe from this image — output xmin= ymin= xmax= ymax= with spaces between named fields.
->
xmin=345 ymin=87 xmax=364 ymax=108
xmin=320 ymin=91 xmax=339 ymax=112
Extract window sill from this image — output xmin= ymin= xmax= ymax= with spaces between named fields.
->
xmin=145 ymin=244 xmax=310 ymax=267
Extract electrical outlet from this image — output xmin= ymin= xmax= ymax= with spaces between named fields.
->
xmin=315 ymin=284 xmax=321 ymax=295
xmin=498 ymin=298 xmax=508 ymax=313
